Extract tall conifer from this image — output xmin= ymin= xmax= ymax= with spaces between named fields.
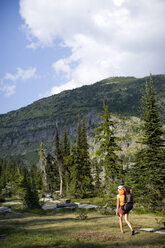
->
xmin=132 ymin=75 xmax=165 ymax=209
xmin=45 ymin=153 xmax=60 ymax=193
xmin=80 ymin=118 xmax=93 ymax=197
xmin=95 ymin=103 xmax=122 ymax=196
xmin=55 ymin=124 xmax=64 ymax=197
xmin=69 ymin=118 xmax=93 ymax=198
xmin=62 ymin=128 xmax=71 ymax=193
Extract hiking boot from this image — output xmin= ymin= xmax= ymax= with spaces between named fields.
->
xmin=131 ymin=230 xmax=135 ymax=235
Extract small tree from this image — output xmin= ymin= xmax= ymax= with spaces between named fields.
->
xmin=23 ymin=170 xmax=40 ymax=209
xmin=13 ymin=163 xmax=24 ymax=196
xmin=23 ymin=169 xmax=40 ymax=208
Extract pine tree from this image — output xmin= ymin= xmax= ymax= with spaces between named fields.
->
xmin=45 ymin=153 xmax=60 ymax=194
xmin=0 ymin=160 xmax=6 ymax=190
xmin=13 ymin=163 xmax=24 ymax=196
xmin=23 ymin=170 xmax=40 ymax=209
xmin=95 ymin=103 xmax=122 ymax=196
xmin=55 ymin=124 xmax=64 ymax=197
xmin=69 ymin=118 xmax=83 ymax=198
xmin=30 ymin=163 xmax=43 ymax=192
xmin=69 ymin=118 xmax=93 ymax=198
xmin=62 ymin=128 xmax=71 ymax=193
xmin=80 ymin=118 xmax=93 ymax=197
xmin=132 ymin=75 xmax=165 ymax=210
xmin=91 ymin=158 xmax=103 ymax=196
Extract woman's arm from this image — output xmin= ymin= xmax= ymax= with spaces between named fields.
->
xmin=116 ymin=195 xmax=120 ymax=216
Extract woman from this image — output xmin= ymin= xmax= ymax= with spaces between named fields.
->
xmin=116 ymin=185 xmax=135 ymax=235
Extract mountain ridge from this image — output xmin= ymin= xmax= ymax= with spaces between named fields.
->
xmin=0 ymin=74 xmax=164 ymax=162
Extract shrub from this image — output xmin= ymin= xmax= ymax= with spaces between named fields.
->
xmin=0 ymin=195 xmax=5 ymax=203
xmin=75 ymin=208 xmax=88 ymax=220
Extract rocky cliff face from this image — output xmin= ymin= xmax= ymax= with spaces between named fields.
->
xmin=0 ymin=75 xmax=164 ymax=163
xmin=0 ymin=110 xmax=101 ymax=161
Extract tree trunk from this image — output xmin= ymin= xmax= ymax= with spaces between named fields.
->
xmin=42 ymin=161 xmax=48 ymax=193
xmin=58 ymin=162 xmax=64 ymax=197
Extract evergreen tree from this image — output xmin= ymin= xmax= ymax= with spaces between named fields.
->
xmin=91 ymin=158 xmax=103 ymax=196
xmin=95 ymin=103 xmax=122 ymax=196
xmin=30 ymin=164 xmax=43 ymax=191
xmin=45 ymin=153 xmax=60 ymax=194
xmin=69 ymin=118 xmax=93 ymax=198
xmin=80 ymin=118 xmax=93 ymax=197
xmin=69 ymin=118 xmax=83 ymax=197
xmin=62 ymin=128 xmax=71 ymax=193
xmin=23 ymin=171 xmax=40 ymax=209
xmin=131 ymin=75 xmax=165 ymax=210
xmin=13 ymin=162 xmax=24 ymax=196
xmin=55 ymin=124 xmax=64 ymax=197
xmin=0 ymin=160 xmax=6 ymax=190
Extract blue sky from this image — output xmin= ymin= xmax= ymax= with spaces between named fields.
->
xmin=1 ymin=0 xmax=165 ymax=114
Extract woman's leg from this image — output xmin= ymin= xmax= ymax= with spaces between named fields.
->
xmin=124 ymin=213 xmax=133 ymax=231
xmin=119 ymin=214 xmax=124 ymax=232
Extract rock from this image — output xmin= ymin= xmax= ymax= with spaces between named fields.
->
xmin=139 ymin=228 xmax=165 ymax=235
xmin=3 ymin=201 xmax=22 ymax=205
xmin=75 ymin=203 xmax=98 ymax=209
xmin=0 ymin=207 xmax=12 ymax=213
xmin=56 ymin=202 xmax=77 ymax=208
xmin=40 ymin=197 xmax=60 ymax=203
xmin=0 ymin=207 xmax=19 ymax=214
xmin=59 ymin=199 xmax=71 ymax=204
xmin=42 ymin=204 xmax=57 ymax=210
xmin=0 ymin=234 xmax=6 ymax=239
xmin=139 ymin=228 xmax=155 ymax=232
xmin=155 ymin=229 xmax=165 ymax=234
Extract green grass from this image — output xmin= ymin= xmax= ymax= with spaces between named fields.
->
xmin=0 ymin=210 xmax=164 ymax=248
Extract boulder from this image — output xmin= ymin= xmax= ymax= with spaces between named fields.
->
xmin=59 ymin=199 xmax=71 ymax=204
xmin=56 ymin=202 xmax=77 ymax=208
xmin=0 ymin=207 xmax=19 ymax=214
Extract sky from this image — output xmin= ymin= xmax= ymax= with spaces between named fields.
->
xmin=0 ymin=0 xmax=165 ymax=114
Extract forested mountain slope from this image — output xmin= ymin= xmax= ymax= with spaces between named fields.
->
xmin=0 ymin=74 xmax=164 ymax=162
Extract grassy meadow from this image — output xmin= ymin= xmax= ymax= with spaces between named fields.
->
xmin=0 ymin=208 xmax=165 ymax=248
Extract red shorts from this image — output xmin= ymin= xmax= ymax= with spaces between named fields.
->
xmin=119 ymin=207 xmax=129 ymax=215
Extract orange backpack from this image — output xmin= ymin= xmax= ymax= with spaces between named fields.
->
xmin=119 ymin=186 xmax=133 ymax=210
xmin=118 ymin=187 xmax=125 ymax=206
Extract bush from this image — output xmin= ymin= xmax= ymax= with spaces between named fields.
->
xmin=75 ymin=208 xmax=88 ymax=220
xmin=0 ymin=195 xmax=5 ymax=203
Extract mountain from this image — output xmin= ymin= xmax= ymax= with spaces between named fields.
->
xmin=0 ymin=74 xmax=165 ymax=162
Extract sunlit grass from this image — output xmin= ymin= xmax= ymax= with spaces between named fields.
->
xmin=0 ymin=210 xmax=164 ymax=248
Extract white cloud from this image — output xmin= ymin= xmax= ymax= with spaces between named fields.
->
xmin=113 ymin=0 xmax=125 ymax=7
xmin=52 ymin=59 xmax=71 ymax=78
xmin=4 ymin=67 xmax=36 ymax=82
xmin=0 ymin=67 xmax=37 ymax=97
xmin=20 ymin=0 xmax=165 ymax=94
xmin=0 ymin=85 xmax=16 ymax=97
xmin=50 ymin=80 xmax=79 ymax=95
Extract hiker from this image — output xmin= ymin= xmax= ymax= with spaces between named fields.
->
xmin=116 ymin=185 xmax=135 ymax=235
